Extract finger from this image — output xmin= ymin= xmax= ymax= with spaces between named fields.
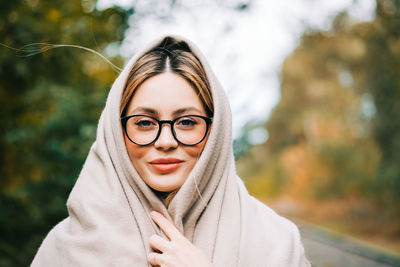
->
xmin=149 ymin=234 xmax=170 ymax=253
xmin=150 ymin=211 xmax=182 ymax=241
xmin=148 ymin=252 xmax=164 ymax=266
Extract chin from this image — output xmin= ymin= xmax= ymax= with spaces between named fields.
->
xmin=146 ymin=173 xmax=185 ymax=193
xmin=150 ymin=184 xmax=181 ymax=193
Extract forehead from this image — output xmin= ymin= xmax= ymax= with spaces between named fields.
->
xmin=126 ymin=72 xmax=206 ymax=116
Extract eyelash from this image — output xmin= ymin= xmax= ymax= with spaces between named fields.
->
xmin=176 ymin=118 xmax=197 ymax=126
xmin=135 ymin=119 xmax=157 ymax=127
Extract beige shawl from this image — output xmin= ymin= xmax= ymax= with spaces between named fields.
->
xmin=32 ymin=35 xmax=310 ymax=267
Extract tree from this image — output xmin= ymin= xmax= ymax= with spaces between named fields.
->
xmin=239 ymin=0 xmax=400 ymax=236
xmin=0 ymin=1 xmax=129 ymax=265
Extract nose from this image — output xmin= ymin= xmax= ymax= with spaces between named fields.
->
xmin=154 ymin=124 xmax=178 ymax=150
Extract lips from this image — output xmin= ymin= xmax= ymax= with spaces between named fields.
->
xmin=149 ymin=158 xmax=184 ymax=173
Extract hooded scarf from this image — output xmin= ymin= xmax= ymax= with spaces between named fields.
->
xmin=32 ymin=35 xmax=310 ymax=267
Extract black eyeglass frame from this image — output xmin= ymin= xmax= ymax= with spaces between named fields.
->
xmin=121 ymin=114 xmax=213 ymax=146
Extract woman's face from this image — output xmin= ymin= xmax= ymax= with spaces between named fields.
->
xmin=124 ymin=72 xmax=209 ymax=192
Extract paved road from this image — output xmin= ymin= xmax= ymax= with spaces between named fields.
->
xmin=296 ymin=221 xmax=400 ymax=267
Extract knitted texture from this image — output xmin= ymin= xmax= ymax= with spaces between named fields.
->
xmin=32 ymin=35 xmax=310 ymax=267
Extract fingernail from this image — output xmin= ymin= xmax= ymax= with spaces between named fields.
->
xmin=150 ymin=211 xmax=158 ymax=217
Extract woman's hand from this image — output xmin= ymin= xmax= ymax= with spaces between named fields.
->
xmin=147 ymin=211 xmax=213 ymax=267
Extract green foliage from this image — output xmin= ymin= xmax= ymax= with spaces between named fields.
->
xmin=310 ymin=140 xmax=379 ymax=200
xmin=243 ymin=155 xmax=286 ymax=199
xmin=238 ymin=0 xmax=400 ymax=226
xmin=360 ymin=0 xmax=400 ymax=210
xmin=0 ymin=0 xmax=129 ymax=265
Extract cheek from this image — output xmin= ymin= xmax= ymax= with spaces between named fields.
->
xmin=124 ymin=135 xmax=146 ymax=162
xmin=184 ymin=138 xmax=208 ymax=158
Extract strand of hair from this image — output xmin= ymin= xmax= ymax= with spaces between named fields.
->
xmin=0 ymin=42 xmax=122 ymax=73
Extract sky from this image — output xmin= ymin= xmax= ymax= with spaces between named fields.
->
xmin=97 ymin=0 xmax=376 ymax=142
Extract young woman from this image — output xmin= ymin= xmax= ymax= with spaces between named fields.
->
xmin=32 ymin=35 xmax=310 ymax=266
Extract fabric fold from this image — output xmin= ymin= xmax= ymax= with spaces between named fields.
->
xmin=32 ymin=34 xmax=310 ymax=267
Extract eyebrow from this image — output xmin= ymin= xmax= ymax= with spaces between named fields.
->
xmin=129 ymin=107 xmax=159 ymax=115
xmin=128 ymin=107 xmax=204 ymax=116
xmin=172 ymin=107 xmax=203 ymax=116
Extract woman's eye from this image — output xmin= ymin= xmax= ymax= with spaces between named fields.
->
xmin=135 ymin=120 xmax=156 ymax=128
xmin=177 ymin=118 xmax=197 ymax=127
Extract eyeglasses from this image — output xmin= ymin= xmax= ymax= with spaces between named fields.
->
xmin=121 ymin=114 xmax=212 ymax=146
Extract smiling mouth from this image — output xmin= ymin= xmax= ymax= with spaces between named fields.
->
xmin=149 ymin=158 xmax=183 ymax=173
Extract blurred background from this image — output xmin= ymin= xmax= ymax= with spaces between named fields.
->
xmin=1 ymin=0 xmax=400 ymax=266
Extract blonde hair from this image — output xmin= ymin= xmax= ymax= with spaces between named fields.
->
xmin=120 ymin=37 xmax=213 ymax=117
xmin=120 ymin=37 xmax=214 ymax=206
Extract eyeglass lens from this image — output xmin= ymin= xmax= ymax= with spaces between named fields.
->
xmin=125 ymin=115 xmax=208 ymax=145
